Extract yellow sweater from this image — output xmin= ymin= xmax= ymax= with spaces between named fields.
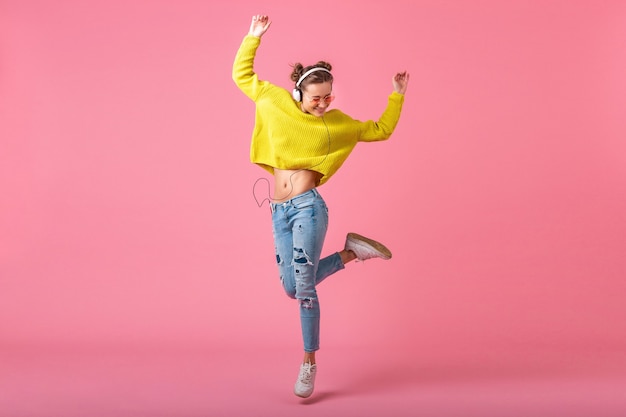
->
xmin=232 ymin=35 xmax=405 ymax=186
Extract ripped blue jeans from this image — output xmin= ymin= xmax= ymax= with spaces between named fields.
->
xmin=270 ymin=188 xmax=345 ymax=352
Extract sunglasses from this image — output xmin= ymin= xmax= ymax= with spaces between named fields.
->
xmin=304 ymin=94 xmax=335 ymax=105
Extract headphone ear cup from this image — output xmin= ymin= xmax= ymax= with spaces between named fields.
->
xmin=292 ymin=88 xmax=301 ymax=102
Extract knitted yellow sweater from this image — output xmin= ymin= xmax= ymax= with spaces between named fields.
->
xmin=232 ymin=35 xmax=405 ymax=186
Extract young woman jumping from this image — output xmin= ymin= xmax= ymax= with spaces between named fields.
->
xmin=232 ymin=14 xmax=409 ymax=398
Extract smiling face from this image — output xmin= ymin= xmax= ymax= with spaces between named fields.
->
xmin=300 ymin=81 xmax=334 ymax=117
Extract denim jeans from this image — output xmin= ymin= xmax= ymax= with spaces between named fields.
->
xmin=270 ymin=188 xmax=345 ymax=352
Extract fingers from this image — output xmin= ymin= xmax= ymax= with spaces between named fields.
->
xmin=249 ymin=15 xmax=271 ymax=36
xmin=252 ymin=14 xmax=271 ymax=27
xmin=392 ymin=71 xmax=409 ymax=94
xmin=394 ymin=71 xmax=409 ymax=81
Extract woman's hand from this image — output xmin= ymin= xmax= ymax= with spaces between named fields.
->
xmin=248 ymin=15 xmax=272 ymax=38
xmin=392 ymin=71 xmax=410 ymax=94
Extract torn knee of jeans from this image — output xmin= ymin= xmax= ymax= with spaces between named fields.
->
xmin=276 ymin=253 xmax=283 ymax=265
xmin=292 ymin=247 xmax=313 ymax=267
xmin=299 ymin=298 xmax=316 ymax=309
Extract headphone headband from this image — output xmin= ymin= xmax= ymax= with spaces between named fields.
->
xmin=295 ymin=67 xmax=332 ymax=87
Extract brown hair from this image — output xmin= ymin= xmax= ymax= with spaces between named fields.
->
xmin=290 ymin=61 xmax=333 ymax=89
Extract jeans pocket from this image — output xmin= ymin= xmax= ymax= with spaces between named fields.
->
xmin=292 ymin=199 xmax=316 ymax=210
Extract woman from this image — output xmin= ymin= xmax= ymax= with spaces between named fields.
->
xmin=232 ymin=15 xmax=409 ymax=398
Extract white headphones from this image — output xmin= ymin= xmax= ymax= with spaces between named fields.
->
xmin=292 ymin=67 xmax=332 ymax=102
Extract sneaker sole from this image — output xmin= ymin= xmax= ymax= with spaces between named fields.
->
xmin=347 ymin=232 xmax=392 ymax=260
xmin=294 ymin=389 xmax=313 ymax=398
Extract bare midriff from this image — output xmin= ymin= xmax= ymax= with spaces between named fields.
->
xmin=272 ymin=168 xmax=323 ymax=203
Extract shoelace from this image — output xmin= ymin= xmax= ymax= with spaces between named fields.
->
xmin=299 ymin=364 xmax=314 ymax=384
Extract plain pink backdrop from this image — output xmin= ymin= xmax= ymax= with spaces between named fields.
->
xmin=2 ymin=0 xmax=626 ymax=416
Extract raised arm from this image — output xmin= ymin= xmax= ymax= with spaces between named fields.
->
xmin=357 ymin=71 xmax=409 ymax=142
xmin=232 ymin=15 xmax=273 ymax=101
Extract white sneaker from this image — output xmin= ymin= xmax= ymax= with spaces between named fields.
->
xmin=345 ymin=233 xmax=392 ymax=261
xmin=294 ymin=362 xmax=317 ymax=398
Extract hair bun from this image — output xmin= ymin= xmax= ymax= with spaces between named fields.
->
xmin=290 ymin=63 xmax=304 ymax=82
xmin=315 ymin=61 xmax=332 ymax=72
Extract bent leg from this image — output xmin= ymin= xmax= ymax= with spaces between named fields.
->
xmin=270 ymin=189 xmax=333 ymax=353
xmin=315 ymin=252 xmax=345 ymax=285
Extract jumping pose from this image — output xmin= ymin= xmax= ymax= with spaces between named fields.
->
xmin=232 ymin=15 xmax=409 ymax=398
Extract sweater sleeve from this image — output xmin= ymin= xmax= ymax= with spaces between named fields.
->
xmin=232 ymin=35 xmax=270 ymax=101
xmin=357 ymin=92 xmax=405 ymax=142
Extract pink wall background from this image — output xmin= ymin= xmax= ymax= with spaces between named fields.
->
xmin=2 ymin=0 xmax=626 ymax=389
